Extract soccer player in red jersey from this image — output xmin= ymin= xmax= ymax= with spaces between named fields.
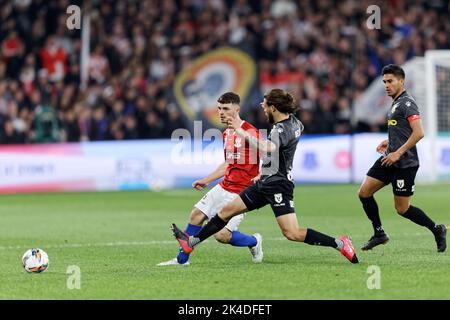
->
xmin=158 ymin=92 xmax=263 ymax=266
xmin=172 ymin=89 xmax=359 ymax=264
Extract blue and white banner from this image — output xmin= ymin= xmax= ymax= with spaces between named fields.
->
xmin=0 ymin=134 xmax=449 ymax=194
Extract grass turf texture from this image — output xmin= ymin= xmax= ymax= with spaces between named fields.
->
xmin=1 ymin=184 xmax=449 ymax=299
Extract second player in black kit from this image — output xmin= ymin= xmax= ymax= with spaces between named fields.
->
xmin=239 ymin=114 xmax=301 ymax=217
xmin=367 ymin=90 xmax=420 ymax=197
xmin=172 ymin=89 xmax=359 ymax=264
xmin=358 ymin=64 xmax=447 ymax=252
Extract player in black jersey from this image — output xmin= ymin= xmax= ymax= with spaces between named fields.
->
xmin=358 ymin=64 xmax=447 ymax=252
xmin=172 ymin=89 xmax=359 ymax=264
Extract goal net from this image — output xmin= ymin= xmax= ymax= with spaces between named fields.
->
xmin=425 ymin=50 xmax=450 ymax=182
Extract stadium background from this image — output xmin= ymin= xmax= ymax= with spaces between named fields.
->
xmin=1 ymin=0 xmax=450 ymax=301
xmin=1 ymin=0 xmax=450 ymax=192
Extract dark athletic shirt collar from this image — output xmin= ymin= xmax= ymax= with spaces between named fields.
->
xmin=392 ymin=90 xmax=407 ymax=104
xmin=274 ymin=114 xmax=291 ymax=125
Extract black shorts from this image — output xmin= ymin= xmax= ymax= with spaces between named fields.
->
xmin=367 ymin=157 xmax=419 ymax=196
xmin=239 ymin=179 xmax=295 ymax=217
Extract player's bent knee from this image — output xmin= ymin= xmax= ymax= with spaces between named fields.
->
xmin=283 ymin=232 xmax=296 ymax=241
xmin=358 ymin=187 xmax=371 ymax=198
xmin=219 ymin=198 xmax=247 ymax=221
xmin=188 ymin=208 xmax=206 ymax=225
xmin=395 ymin=205 xmax=409 ymax=215
xmin=218 ymin=204 xmax=237 ymax=221
xmin=282 ymin=229 xmax=303 ymax=242
xmin=214 ymin=229 xmax=231 ymax=243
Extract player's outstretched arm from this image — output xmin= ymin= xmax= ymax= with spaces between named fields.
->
xmin=225 ymin=114 xmax=276 ymax=154
xmin=236 ymin=128 xmax=276 ymax=154
xmin=192 ymin=162 xmax=228 ymax=190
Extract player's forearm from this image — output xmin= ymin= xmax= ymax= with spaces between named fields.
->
xmin=235 ymin=128 xmax=275 ymax=154
xmin=395 ymin=131 xmax=424 ymax=156
xmin=203 ymin=163 xmax=228 ymax=183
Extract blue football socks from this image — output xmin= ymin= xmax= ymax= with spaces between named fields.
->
xmin=229 ymin=231 xmax=257 ymax=247
xmin=176 ymin=223 xmax=202 ymax=264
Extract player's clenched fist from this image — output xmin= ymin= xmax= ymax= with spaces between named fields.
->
xmin=376 ymin=139 xmax=389 ymax=155
xmin=192 ymin=179 xmax=209 ymax=190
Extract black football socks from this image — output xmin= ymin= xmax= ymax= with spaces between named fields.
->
xmin=304 ymin=228 xmax=342 ymax=249
xmin=401 ymin=205 xmax=438 ymax=233
xmin=360 ymin=196 xmax=385 ymax=236
xmin=188 ymin=215 xmax=226 ymax=248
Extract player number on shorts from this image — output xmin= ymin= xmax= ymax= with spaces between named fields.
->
xmin=287 ymin=171 xmax=293 ymax=181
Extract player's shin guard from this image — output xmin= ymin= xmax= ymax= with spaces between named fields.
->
xmin=190 ymin=215 xmax=227 ymax=247
xmin=359 ymin=196 xmax=384 ymax=235
xmin=176 ymin=223 xmax=202 ymax=264
xmin=229 ymin=231 xmax=257 ymax=247
xmin=401 ymin=205 xmax=436 ymax=230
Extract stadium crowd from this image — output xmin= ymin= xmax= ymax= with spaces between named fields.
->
xmin=0 ymin=0 xmax=449 ymax=143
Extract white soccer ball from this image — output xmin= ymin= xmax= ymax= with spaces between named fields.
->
xmin=22 ymin=248 xmax=49 ymax=273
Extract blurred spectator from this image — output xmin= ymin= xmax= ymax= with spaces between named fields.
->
xmin=123 ymin=115 xmax=139 ymax=140
xmin=89 ymin=45 xmax=110 ymax=84
xmin=335 ymin=97 xmax=351 ymax=134
xmin=39 ymin=36 xmax=68 ymax=82
xmin=1 ymin=30 xmax=25 ymax=78
xmin=90 ymin=105 xmax=109 ymax=141
xmin=61 ymin=108 xmax=81 ymax=142
xmin=0 ymin=117 xmax=26 ymax=144
xmin=19 ymin=54 xmax=37 ymax=95
xmin=31 ymin=105 xmax=60 ymax=143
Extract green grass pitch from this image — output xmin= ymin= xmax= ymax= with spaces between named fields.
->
xmin=1 ymin=184 xmax=449 ymax=299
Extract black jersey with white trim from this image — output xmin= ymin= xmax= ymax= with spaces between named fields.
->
xmin=260 ymin=115 xmax=304 ymax=184
xmin=387 ymin=90 xmax=420 ymax=168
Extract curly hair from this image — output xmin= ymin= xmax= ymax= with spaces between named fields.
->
xmin=264 ymin=89 xmax=298 ymax=114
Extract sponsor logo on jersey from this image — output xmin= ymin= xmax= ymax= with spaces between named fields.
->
xmin=388 ymin=119 xmax=397 ymax=126
xmin=226 ymin=151 xmax=241 ymax=160
xmin=397 ymin=180 xmax=405 ymax=189
xmin=234 ymin=137 xmax=242 ymax=148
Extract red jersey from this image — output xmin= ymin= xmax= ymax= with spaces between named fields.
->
xmin=40 ymin=47 xmax=68 ymax=80
xmin=220 ymin=121 xmax=261 ymax=194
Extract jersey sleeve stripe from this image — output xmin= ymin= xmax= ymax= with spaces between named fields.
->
xmin=407 ymin=114 xmax=421 ymax=122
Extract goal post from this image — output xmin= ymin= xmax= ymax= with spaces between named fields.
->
xmin=425 ymin=50 xmax=450 ymax=183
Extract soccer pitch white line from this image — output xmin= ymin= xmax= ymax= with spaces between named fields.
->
xmin=0 ymin=240 xmax=177 ymax=251
xmin=2 ymin=237 xmax=288 ymax=251
xmin=0 ymin=233 xmax=426 ymax=251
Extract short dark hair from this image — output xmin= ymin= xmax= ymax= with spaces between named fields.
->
xmin=217 ymin=92 xmax=240 ymax=105
xmin=382 ymin=64 xmax=405 ymax=79
xmin=264 ymin=89 xmax=297 ymax=114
